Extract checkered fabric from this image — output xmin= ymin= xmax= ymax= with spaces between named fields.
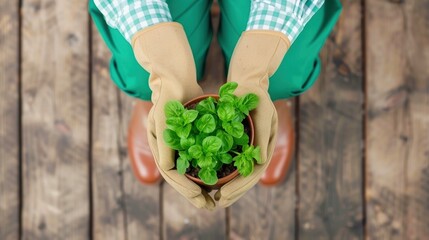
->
xmin=94 ymin=0 xmax=323 ymax=43
xmin=247 ymin=0 xmax=324 ymax=43
xmin=94 ymin=0 xmax=172 ymax=42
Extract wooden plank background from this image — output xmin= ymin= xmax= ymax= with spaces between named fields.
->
xmin=91 ymin=21 xmax=161 ymax=240
xmin=365 ymin=0 xmax=429 ymax=239
xmin=21 ymin=0 xmax=90 ymax=239
xmin=298 ymin=0 xmax=364 ymax=239
xmin=0 ymin=0 xmax=428 ymax=239
xmin=91 ymin=21 xmax=126 ymax=240
xmin=0 ymin=0 xmax=20 ymax=239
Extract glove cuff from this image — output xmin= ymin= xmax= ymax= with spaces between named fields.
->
xmin=131 ymin=22 xmax=197 ymax=84
xmin=131 ymin=22 xmax=183 ymax=48
xmin=228 ymin=30 xmax=291 ymax=83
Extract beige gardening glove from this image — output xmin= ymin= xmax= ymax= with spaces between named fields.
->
xmin=214 ymin=30 xmax=291 ymax=207
xmin=132 ymin=23 xmax=215 ymax=210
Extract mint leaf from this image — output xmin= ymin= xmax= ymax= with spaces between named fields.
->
xmin=196 ymin=97 xmax=216 ymax=114
xmin=239 ymin=159 xmax=254 ymax=177
xmin=217 ymin=103 xmax=236 ymax=122
xmin=191 ymin=158 xmax=198 ymax=168
xmin=196 ymin=114 xmax=216 ymax=134
xmin=180 ymin=136 xmax=195 ymax=149
xmin=188 ymin=145 xmax=203 ymax=159
xmin=182 ymin=109 xmax=198 ymax=124
xmin=176 ymin=157 xmax=189 ymax=174
xmin=232 ymin=112 xmax=246 ymax=123
xmin=179 ymin=151 xmax=192 ymax=161
xmin=216 ymin=130 xmax=234 ymax=153
xmin=165 ymin=101 xmax=184 ymax=118
xmin=214 ymin=159 xmax=223 ymax=171
xmin=202 ymin=136 xmax=222 ymax=153
xmin=197 ymin=155 xmax=213 ymax=168
xmin=234 ymin=154 xmax=254 ymax=177
xmin=198 ymin=167 xmax=218 ymax=185
xmin=233 ymin=155 xmax=244 ymax=169
xmin=219 ymin=93 xmax=236 ymax=103
xmin=222 ymin=121 xmax=244 ymax=138
xmin=252 ymin=146 xmax=262 ymax=164
xmin=176 ymin=124 xmax=192 ymax=139
xmin=237 ymin=93 xmax=259 ymax=115
xmin=234 ymin=132 xmax=249 ymax=146
xmin=166 ymin=117 xmax=183 ymax=131
xmin=195 ymin=133 xmax=208 ymax=145
xmin=219 ymin=82 xmax=238 ymax=97
xmin=242 ymin=144 xmax=254 ymax=158
xmin=163 ymin=129 xmax=182 ymax=150
xmin=219 ymin=153 xmax=233 ymax=164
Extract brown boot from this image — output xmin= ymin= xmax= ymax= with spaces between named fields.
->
xmin=127 ymin=100 xmax=161 ymax=184
xmin=259 ymin=100 xmax=295 ymax=186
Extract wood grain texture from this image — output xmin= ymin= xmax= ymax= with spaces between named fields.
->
xmin=365 ymin=0 xmax=429 ymax=239
xmin=228 ymin=98 xmax=296 ymax=239
xmin=120 ymin=94 xmax=161 ymax=240
xmin=21 ymin=0 xmax=90 ymax=239
xmin=163 ymin=184 xmax=227 ymax=240
xmin=229 ymin=159 xmax=296 ymax=240
xmin=298 ymin=1 xmax=364 ymax=239
xmin=91 ymin=22 xmax=161 ymax=240
xmin=0 ymin=0 xmax=20 ymax=239
xmin=91 ymin=24 xmax=126 ymax=240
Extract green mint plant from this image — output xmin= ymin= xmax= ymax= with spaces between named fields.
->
xmin=163 ymin=82 xmax=261 ymax=185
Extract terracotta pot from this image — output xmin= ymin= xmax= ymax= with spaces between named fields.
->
xmin=181 ymin=94 xmax=255 ymax=189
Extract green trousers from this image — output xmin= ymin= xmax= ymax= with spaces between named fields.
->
xmin=89 ymin=0 xmax=342 ymax=101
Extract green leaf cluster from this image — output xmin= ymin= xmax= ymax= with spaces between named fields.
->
xmin=163 ymin=82 xmax=261 ymax=185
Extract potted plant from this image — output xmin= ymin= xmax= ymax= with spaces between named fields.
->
xmin=163 ymin=82 xmax=261 ymax=189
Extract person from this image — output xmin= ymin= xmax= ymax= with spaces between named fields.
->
xmin=89 ymin=0 xmax=342 ymax=210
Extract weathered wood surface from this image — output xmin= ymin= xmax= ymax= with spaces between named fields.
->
xmin=365 ymin=0 xmax=429 ymax=239
xmin=120 ymin=94 xmax=161 ymax=240
xmin=298 ymin=0 xmax=364 ymax=239
xmin=91 ymin=24 xmax=126 ymax=240
xmin=2 ymin=0 xmax=429 ymax=239
xmin=0 ymin=0 xmax=20 ymax=239
xmin=91 ymin=23 xmax=161 ymax=240
xmin=163 ymin=184 xmax=227 ymax=239
xmin=21 ymin=0 xmax=90 ymax=239
xmin=228 ymin=96 xmax=296 ymax=238
xmin=229 ymin=141 xmax=297 ymax=240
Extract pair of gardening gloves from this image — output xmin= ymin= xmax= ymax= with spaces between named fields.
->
xmin=132 ymin=23 xmax=290 ymax=210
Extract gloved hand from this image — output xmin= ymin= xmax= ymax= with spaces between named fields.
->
xmin=214 ymin=30 xmax=291 ymax=207
xmin=132 ymin=23 xmax=215 ymax=210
